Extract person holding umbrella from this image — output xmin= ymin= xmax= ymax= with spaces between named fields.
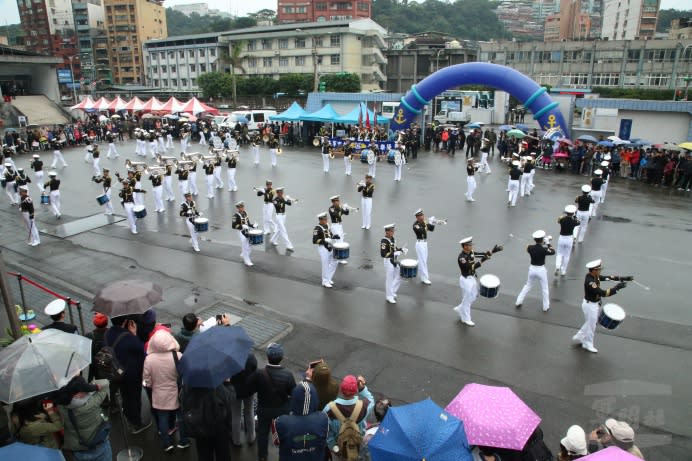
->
xmin=11 ymin=398 xmax=63 ymax=449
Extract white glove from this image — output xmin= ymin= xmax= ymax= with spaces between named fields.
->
xmin=394 ymin=251 xmax=402 ymax=257
xmin=324 ymin=238 xmax=333 ymax=245
xmin=402 ymin=248 xmax=409 ymax=256
xmin=242 ymin=224 xmax=249 ymax=230
xmin=429 ymin=216 xmax=436 ymax=225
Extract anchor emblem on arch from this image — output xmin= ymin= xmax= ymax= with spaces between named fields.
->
xmin=394 ymin=108 xmax=406 ymax=125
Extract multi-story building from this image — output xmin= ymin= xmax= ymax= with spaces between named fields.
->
xmin=543 ymin=0 xmax=593 ymax=41
xmin=143 ymin=18 xmax=387 ymax=92
xmin=16 ymin=0 xmax=75 ymax=56
xmin=495 ymin=1 xmax=545 ymax=40
xmin=479 ymin=38 xmax=692 ymax=90
xmin=72 ymin=0 xmax=109 ymax=86
xmin=668 ymin=18 xmax=692 ymax=40
xmin=277 ymin=0 xmax=372 ymax=24
xmin=103 ymin=0 xmax=167 ymax=85
xmin=601 ymin=0 xmax=659 ymax=41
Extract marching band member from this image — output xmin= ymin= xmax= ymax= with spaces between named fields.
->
xmin=574 ymin=185 xmax=595 ymax=244
xmin=163 ymin=163 xmax=175 ymax=201
xmin=203 ymin=158 xmax=215 ymax=199
xmin=381 ymin=223 xmax=403 ymax=304
xmin=528 ymin=152 xmax=537 ymax=192
xmin=572 ymin=259 xmax=631 ymax=353
xmin=198 ymin=124 xmax=207 ymax=145
xmin=180 ymin=126 xmax=190 ymax=153
xmin=188 ymin=157 xmax=199 ymax=196
xmin=148 ymin=130 xmax=158 ymax=158
xmin=232 ymin=201 xmax=255 ymax=266
xmin=118 ymin=178 xmax=145 ymax=234
xmin=225 ymin=151 xmax=238 ymax=192
xmin=357 ymin=174 xmax=375 ymax=229
xmin=515 ymin=230 xmax=554 ymax=312
xmin=213 ymin=154 xmax=224 ymax=189
xmin=507 ymin=160 xmax=522 ymax=207
xmin=91 ymin=144 xmax=102 ymax=177
xmin=328 ymin=195 xmax=350 ymax=265
xmin=268 ymin=134 xmax=279 ymax=168
xmin=313 ymin=212 xmax=338 ymax=288
xmin=19 ymin=186 xmax=40 ymax=246
xmin=599 ymin=160 xmax=610 ymax=203
xmin=321 ymin=138 xmax=331 ymax=173
xmin=520 ymin=156 xmax=534 ymax=197
xmin=50 ymin=140 xmax=68 ymax=168
xmin=393 ymin=144 xmax=405 ymax=182
xmin=134 ymin=128 xmax=145 ymax=157
xmin=343 ymin=143 xmax=353 ymax=176
xmin=148 ymin=168 xmax=165 ymax=213
xmin=479 ymin=138 xmax=492 ymax=174
xmin=15 ymin=167 xmax=31 ymax=192
xmin=180 ymin=192 xmax=201 ymax=252
xmin=589 ymin=169 xmax=604 ymax=217
xmin=363 ymin=144 xmax=376 ymax=178
xmin=175 ymin=162 xmax=190 ymax=201
xmin=251 ymin=133 xmax=261 ymax=166
xmin=84 ymin=139 xmax=94 ymax=163
xmin=453 ymin=237 xmax=502 ymax=326
xmin=30 ymin=154 xmax=45 ymax=195
xmin=165 ymin=126 xmax=174 ymax=149
xmin=43 ymin=171 xmax=61 ymax=218
xmin=132 ymin=169 xmax=145 ymax=207
xmin=466 ymin=158 xmax=477 ymax=202
xmin=412 ymin=210 xmax=435 ymax=285
xmin=555 ymin=205 xmax=580 ymax=277
xmin=157 ymin=130 xmax=165 ymax=153
xmin=106 ymin=131 xmax=119 ymax=159
xmin=270 ymin=187 xmax=294 ymax=251
xmin=256 ymin=179 xmax=277 ymax=235
xmin=93 ymin=168 xmax=115 ymax=215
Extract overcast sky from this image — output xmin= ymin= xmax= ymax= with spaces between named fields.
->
xmin=0 ymin=0 xmax=689 ymax=27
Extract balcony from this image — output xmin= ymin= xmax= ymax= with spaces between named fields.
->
xmin=363 ymin=47 xmax=387 ymax=65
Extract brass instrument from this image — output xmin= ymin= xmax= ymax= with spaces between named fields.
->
xmin=429 ymin=216 xmax=448 ymax=225
xmin=285 ymin=194 xmax=299 ymax=203
xmin=227 ymin=150 xmax=239 ymax=161
xmin=215 ymin=150 xmax=228 ymax=161
xmin=145 ymin=165 xmax=166 ymax=176
xmin=177 ymin=160 xmax=194 ymax=171
xmin=262 ymin=133 xmax=270 ymax=143
xmin=125 ymin=159 xmax=147 ymax=172
xmin=312 ymin=137 xmax=321 ymax=147
xmin=156 ymin=154 xmax=177 ymax=166
xmin=202 ymin=155 xmax=217 ymax=164
xmin=276 ymin=148 xmax=282 ymax=155
xmin=328 ymin=147 xmax=334 ymax=159
xmin=343 ymin=203 xmax=360 ymax=213
xmin=182 ymin=152 xmax=203 ymax=163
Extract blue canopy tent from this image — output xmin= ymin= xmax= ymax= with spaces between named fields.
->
xmin=334 ymin=103 xmax=390 ymax=125
xmin=269 ymin=101 xmax=308 ymax=121
xmin=301 ymin=104 xmax=340 ymax=122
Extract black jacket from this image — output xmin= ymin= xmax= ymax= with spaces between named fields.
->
xmin=247 ymin=364 xmax=296 ymax=409
xmin=231 ymin=353 xmax=258 ymax=399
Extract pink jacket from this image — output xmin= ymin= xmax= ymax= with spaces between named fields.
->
xmin=143 ymin=330 xmax=182 ymax=410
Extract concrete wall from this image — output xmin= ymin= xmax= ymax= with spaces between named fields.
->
xmin=0 ymin=63 xmax=61 ymax=103
xmin=617 ymin=110 xmax=691 ymax=144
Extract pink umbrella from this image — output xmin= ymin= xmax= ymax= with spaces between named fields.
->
xmin=124 ymin=96 xmax=145 ymax=112
xmin=445 ymin=383 xmax=541 ymax=451
xmin=70 ymin=96 xmax=95 ymax=111
xmin=140 ymin=97 xmax=165 ymax=112
xmin=575 ymin=446 xmax=642 ymax=460
xmin=159 ymin=97 xmax=186 ymax=114
xmin=557 ymin=138 xmax=574 ymax=146
xmin=180 ymin=97 xmax=219 ymax=115
xmin=107 ymin=96 xmax=129 ymax=112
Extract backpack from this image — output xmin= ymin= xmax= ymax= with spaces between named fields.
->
xmin=180 ymin=385 xmax=231 ymax=439
xmin=330 ymin=400 xmax=364 ymax=461
xmin=93 ymin=331 xmax=127 ymax=383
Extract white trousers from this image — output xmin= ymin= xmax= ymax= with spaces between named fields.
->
xmin=164 ymin=176 xmax=175 ymax=200
xmin=520 ymin=174 xmax=531 ymax=196
xmin=516 ymin=265 xmax=550 ymax=311
xmin=394 ymin=164 xmax=403 ymax=181
xmin=384 ymin=259 xmax=401 ymax=300
xmin=51 ymin=150 xmax=67 ymax=168
xmin=152 ymin=185 xmax=164 ymax=212
xmin=252 ymin=145 xmax=260 ymax=165
xmin=123 ymin=202 xmax=136 ymax=232
xmin=178 ymin=180 xmax=189 ymax=201
xmin=237 ymin=230 xmax=252 ymax=265
xmin=148 ymin=141 xmax=158 ymax=158
xmin=508 ymin=179 xmax=520 ymax=205
xmin=22 ymin=212 xmax=40 ymax=245
xmin=166 ymin=134 xmax=173 ymax=148
xmin=575 ymin=300 xmax=599 ymax=349
xmin=213 ymin=167 xmax=223 ymax=188
xmin=466 ymin=176 xmax=476 ymax=200
xmin=343 ymin=156 xmax=351 ymax=175
xmin=5 ymin=181 xmax=18 ymax=204
xmin=227 ymin=168 xmax=237 ymax=191
xmin=454 ymin=275 xmax=478 ymax=322
xmin=181 ymin=138 xmax=188 ymax=154
xmin=574 ymin=211 xmax=590 ymax=243
xmin=589 ymin=190 xmax=602 ymax=216
xmin=205 ymin=175 xmax=215 ymax=198
xmin=480 ymin=152 xmax=491 ymax=173
xmin=529 ymin=169 xmax=536 ymax=191
xmin=263 ymin=203 xmax=276 ymax=233
xmin=271 ymin=214 xmax=293 ymax=248
xmin=107 ymin=143 xmax=118 ymax=158
xmin=361 ymin=197 xmax=372 ymax=229
xmin=188 ymin=172 xmax=199 ymax=195
xmin=185 ymin=218 xmax=200 ymax=251
xmin=368 ymin=162 xmax=376 ymax=178
xmin=318 ymin=246 xmax=338 ymax=285
xmin=34 ymin=171 xmax=44 ymax=194
xmin=158 ymin=137 xmax=165 ymax=152
xmin=330 ymin=223 xmax=344 ymax=240
xmin=49 ymin=190 xmax=61 ymax=216
xmin=199 ymin=132 xmax=206 ymax=145
xmin=269 ymin=148 xmax=277 ymax=167
xmin=134 ymin=140 xmax=143 ymax=156
xmin=555 ymin=235 xmax=573 ymax=275
xmin=415 ymin=241 xmax=430 ymax=283
xmin=92 ymin=157 xmax=101 ymax=177
xmin=322 ymin=154 xmax=330 ymax=173
xmin=600 ymin=181 xmax=608 ymax=203
xmin=134 ymin=181 xmax=144 ymax=207
xmin=102 ymin=188 xmax=114 ymax=215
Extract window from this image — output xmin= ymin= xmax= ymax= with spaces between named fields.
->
xmin=261 ymin=39 xmax=271 ymax=50
xmin=330 ymin=35 xmax=340 ymax=47
xmin=315 ymin=2 xmax=326 ymax=10
xmin=263 ymin=57 xmax=273 ymax=67
xmin=358 ymin=2 xmax=369 ymax=11
xmin=188 ymin=50 xmax=194 ymax=57
xmin=159 ymin=51 xmax=164 ymax=59
xmin=170 ymin=65 xmax=176 ymax=73
xmin=330 ymin=54 xmax=340 ymax=65
xmin=168 ymin=51 xmax=173 ymax=59
xmin=191 ymin=78 xmax=196 ymax=86
xmin=247 ymin=40 xmax=256 ymax=51
xmin=200 ymin=63 xmax=206 ymax=72
xmin=278 ymin=39 xmax=288 ymax=49
xmin=210 ymin=48 xmax=216 ymax=57
xmin=210 ymin=63 xmax=216 ymax=72
xmin=152 ymin=65 xmax=158 ymax=73
xmin=189 ymin=64 xmax=196 ymax=73
xmin=295 ymin=38 xmax=305 ymax=48
xmin=199 ymin=49 xmax=205 ymax=57
xmin=314 ymin=36 xmax=323 ymax=47
xmin=171 ymin=79 xmax=177 ymax=86
xmin=161 ymin=65 xmax=167 ymax=73
xmin=181 ymin=78 xmax=187 ymax=87
xmin=247 ymin=57 xmax=257 ymax=68
xmin=279 ymin=57 xmax=288 ymax=67
xmin=283 ymin=6 xmax=293 ymax=13
xmin=295 ymin=56 xmax=305 ymax=66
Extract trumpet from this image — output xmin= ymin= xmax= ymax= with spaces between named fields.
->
xmin=329 ymin=147 xmax=334 ymax=159
xmin=182 ymin=152 xmax=203 ymax=162
xmin=125 ymin=159 xmax=147 ymax=172
xmin=145 ymin=165 xmax=166 ymax=176
xmin=276 ymin=148 xmax=282 ymax=155
xmin=176 ymin=160 xmax=194 ymax=171
xmin=262 ymin=134 xmax=270 ymax=143
xmin=429 ymin=216 xmax=448 ymax=225
xmin=202 ymin=155 xmax=217 ymax=164
xmin=156 ymin=154 xmax=177 ymax=166
xmin=216 ymin=150 xmax=228 ymax=161
xmin=344 ymin=203 xmax=359 ymax=213
xmin=286 ymin=194 xmax=299 ymax=203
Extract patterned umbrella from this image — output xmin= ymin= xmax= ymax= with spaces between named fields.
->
xmin=92 ymin=279 xmax=163 ymax=318
xmin=575 ymin=446 xmax=642 ymax=460
xmin=445 ymin=383 xmax=541 ymax=451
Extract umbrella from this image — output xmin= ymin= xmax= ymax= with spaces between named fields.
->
xmin=578 ymin=135 xmax=598 ymax=143
xmin=557 ymin=138 xmax=574 ymax=146
xmin=369 ymin=399 xmax=472 ymax=461
xmin=445 ymin=383 xmax=541 ymax=451
xmin=0 ymin=330 xmax=92 ymax=403
xmin=507 ymin=129 xmax=527 ymax=139
xmin=662 ymin=143 xmax=682 ymax=151
xmin=574 ymin=446 xmax=642 ymax=460
xmin=515 ymin=123 xmax=529 ymax=132
xmin=466 ymin=123 xmax=482 ymax=129
xmin=92 ymin=279 xmax=163 ymax=318
xmin=597 ymin=140 xmax=614 ymax=147
xmin=110 ymin=114 xmax=121 ymax=119
xmin=0 ymin=442 xmax=66 ymax=461
xmin=98 ymin=115 xmax=108 ymax=122
xmin=178 ymin=325 xmax=254 ymax=388
xmin=679 ymin=142 xmax=692 ymax=150
xmin=498 ymin=125 xmax=514 ymax=131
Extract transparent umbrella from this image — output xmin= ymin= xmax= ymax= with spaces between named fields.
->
xmin=0 ymin=330 xmax=92 ymax=403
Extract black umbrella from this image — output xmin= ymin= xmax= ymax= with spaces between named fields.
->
xmin=92 ymin=280 xmax=163 ymax=318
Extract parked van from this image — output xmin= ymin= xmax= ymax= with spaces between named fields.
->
xmin=231 ymin=109 xmax=277 ymax=132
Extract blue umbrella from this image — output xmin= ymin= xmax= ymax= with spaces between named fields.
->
xmin=466 ymin=123 xmax=481 ymax=129
xmin=630 ymin=138 xmax=652 ymax=146
xmin=516 ymin=123 xmax=529 ymax=132
xmin=369 ymin=399 xmax=473 ymax=461
xmin=597 ymin=140 xmax=614 ymax=147
xmin=0 ymin=442 xmax=66 ymax=461
xmin=178 ymin=325 xmax=254 ymax=388
xmin=578 ymin=135 xmax=598 ymax=143
xmin=498 ymin=125 xmax=514 ymax=131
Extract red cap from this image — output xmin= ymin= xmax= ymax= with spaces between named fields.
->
xmin=93 ymin=313 xmax=108 ymax=328
xmin=340 ymin=375 xmax=358 ymax=397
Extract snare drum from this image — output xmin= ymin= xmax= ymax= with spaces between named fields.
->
xmin=96 ymin=194 xmax=110 ymax=205
xmin=387 ymin=150 xmax=396 ymax=164
xmin=133 ymin=205 xmax=147 ymax=219
xmin=247 ymin=229 xmax=264 ymax=245
xmin=333 ymin=242 xmax=350 ymax=260
xmin=479 ymin=274 xmax=501 ymax=298
xmin=598 ymin=303 xmax=626 ymax=330
xmin=360 ymin=151 xmax=369 ymax=163
xmin=40 ymin=194 xmax=50 ymax=205
xmin=193 ymin=217 xmax=209 ymax=232
xmin=399 ymin=259 xmax=418 ymax=278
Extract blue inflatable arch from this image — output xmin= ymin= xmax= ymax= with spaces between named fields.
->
xmin=390 ymin=62 xmax=569 ymax=138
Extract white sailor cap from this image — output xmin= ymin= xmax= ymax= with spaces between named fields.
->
xmin=594 ymin=169 xmax=603 ymax=175
xmin=586 ymin=259 xmax=602 ymax=270
xmin=383 ymin=223 xmax=395 ymax=230
xmin=3 ymin=161 xmax=11 ymax=167
xmin=18 ymin=185 xmax=29 ymax=192
xmin=512 ymin=160 xmax=520 ymax=166
xmin=414 ymin=208 xmax=424 ymax=216
xmin=582 ymin=185 xmax=592 ymax=193
xmin=32 ymin=154 xmax=40 ymax=158
xmin=601 ymin=161 xmax=609 ymax=166
xmin=530 ymin=152 xmax=537 ymax=156
xmin=604 ymin=154 xmax=612 ymax=160
xmin=235 ymin=200 xmax=245 ymax=207
xmin=317 ymin=211 xmax=328 ymax=219
xmin=459 ymin=236 xmax=473 ymax=245
xmin=45 ymin=299 xmax=67 ymax=316
xmin=512 ymin=153 xmax=520 ymax=157
xmin=48 ymin=171 xmax=57 ymax=177
xmin=17 ymin=167 xmax=23 ymax=171
xmin=275 ymin=186 xmax=284 ymax=192
xmin=329 ymin=195 xmax=340 ymax=201
xmin=265 ymin=179 xmax=273 ymax=184
xmin=532 ymin=230 xmax=546 ymax=239
xmin=564 ymin=204 xmax=577 ymax=214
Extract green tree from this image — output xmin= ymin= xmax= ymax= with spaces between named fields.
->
xmin=223 ymin=41 xmax=247 ymax=107
xmin=657 ymin=9 xmax=692 ymax=33
xmin=277 ymin=74 xmax=312 ymax=96
xmin=321 ymin=73 xmax=361 ymax=92
xmin=197 ymin=72 xmax=233 ymax=99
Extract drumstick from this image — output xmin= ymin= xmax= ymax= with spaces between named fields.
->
xmin=632 ymin=280 xmax=651 ymax=291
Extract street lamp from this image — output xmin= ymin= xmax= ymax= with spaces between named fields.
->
xmin=67 ymin=55 xmax=78 ymax=104
xmin=297 ymin=28 xmax=319 ymax=93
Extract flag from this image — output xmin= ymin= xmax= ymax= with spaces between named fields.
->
xmin=365 ymin=105 xmax=371 ymax=130
xmin=358 ymin=103 xmax=363 ymax=128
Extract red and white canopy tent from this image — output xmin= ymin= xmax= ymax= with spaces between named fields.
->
xmin=180 ymin=97 xmax=219 ymax=115
xmin=91 ymin=97 xmax=112 ymax=111
xmin=69 ymin=96 xmax=218 ymax=115
xmin=159 ymin=97 xmax=186 ymax=114
xmin=107 ymin=96 xmax=129 ymax=112
xmin=69 ymin=96 xmax=95 ymax=111
xmin=140 ymin=97 xmax=165 ymax=112
xmin=124 ymin=96 xmax=145 ymax=112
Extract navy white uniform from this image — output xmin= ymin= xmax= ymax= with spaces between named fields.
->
xmin=257 ymin=185 xmax=277 ymax=234
xmin=574 ymin=188 xmax=595 ymax=243
xmin=232 ymin=205 xmax=255 ymax=266
xmin=357 ymin=178 xmax=375 ymax=229
xmin=555 ymin=208 xmax=580 ymax=276
xmin=412 ymin=213 xmax=434 ymax=284
xmin=180 ymin=197 xmax=201 ymax=251
xmin=269 ymin=192 xmax=294 ymax=250
xmin=19 ymin=188 xmax=40 ymax=246
xmin=226 ymin=153 xmax=238 ymax=191
xmin=466 ymin=161 xmax=477 ymax=202
xmin=381 ymin=227 xmax=402 ymax=303
xmin=313 ymin=216 xmax=338 ymax=287
xmin=515 ymin=233 xmax=555 ymax=311
xmin=30 ymin=155 xmax=45 ymax=195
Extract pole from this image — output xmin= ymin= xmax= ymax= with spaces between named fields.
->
xmin=0 ymin=250 xmax=22 ymax=339
xmin=684 ymin=77 xmax=691 ymax=102
xmin=16 ymin=273 xmax=28 ymax=322
xmin=76 ymin=301 xmax=85 ymax=334
xmin=66 ymin=296 xmax=74 ymax=326
xmin=69 ymin=57 xmax=77 ymax=104
xmin=312 ymin=47 xmax=319 ymax=93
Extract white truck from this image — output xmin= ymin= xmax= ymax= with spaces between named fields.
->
xmin=434 ymin=109 xmax=470 ymax=125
